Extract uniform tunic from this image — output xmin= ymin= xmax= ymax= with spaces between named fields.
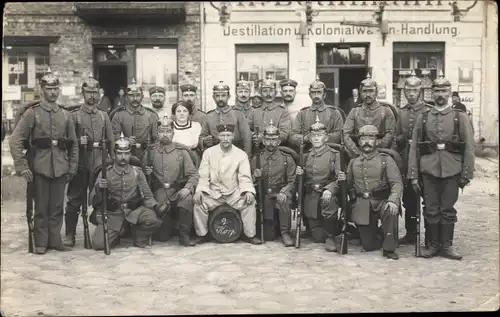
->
xmin=233 ymin=101 xmax=254 ymax=121
xmin=191 ymin=108 xmax=207 ymax=127
xmin=248 ymin=103 xmax=291 ymax=144
xmin=285 ymin=100 xmax=302 ymax=122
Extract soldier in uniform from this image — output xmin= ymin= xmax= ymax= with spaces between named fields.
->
xmin=347 ymin=125 xmax=403 ymax=259
xmin=111 ymin=79 xmax=158 ymax=160
xmin=394 ymin=71 xmax=433 ymax=246
xmin=90 ymin=134 xmax=168 ymax=249
xmin=10 ymin=72 xmax=78 ymax=254
xmin=279 ymin=79 xmax=300 ymax=121
xmin=289 ymin=76 xmax=344 ymax=148
xmin=251 ymin=92 xmax=263 ymax=109
xmin=295 ymin=117 xmax=345 ymax=252
xmin=408 ymin=73 xmax=475 ymax=260
xmin=248 ymin=77 xmax=291 ymax=149
xmin=199 ymin=81 xmax=252 ymax=157
xmin=343 ymin=74 xmax=397 ymax=159
xmin=233 ymin=76 xmax=253 ymax=120
xmin=251 ymin=121 xmax=296 ymax=246
xmin=149 ymin=86 xmax=169 ymax=120
xmin=180 ymin=84 xmax=207 ymax=126
xmin=194 ymin=124 xmax=262 ymax=245
xmin=63 ymin=76 xmax=115 ymax=247
xmin=143 ymin=118 xmax=199 ymax=247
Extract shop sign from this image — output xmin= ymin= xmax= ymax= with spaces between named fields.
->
xmin=8 ymin=62 xmax=25 ymax=75
xmin=2 ymin=85 xmax=21 ymax=101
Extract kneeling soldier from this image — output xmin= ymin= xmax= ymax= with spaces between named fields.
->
xmin=90 ymin=135 xmax=168 ymax=249
xmin=347 ymin=125 xmax=403 ymax=260
xmin=143 ymin=118 xmax=199 ymax=246
xmin=251 ymin=121 xmax=296 ymax=246
xmin=295 ymin=117 xmax=345 ymax=252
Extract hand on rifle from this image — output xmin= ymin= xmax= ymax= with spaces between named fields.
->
xmin=296 ymin=166 xmax=304 ymax=176
xmin=459 ymin=178 xmax=470 ymax=189
xmin=244 ymin=192 xmax=255 ymax=205
xmin=203 ymin=136 xmax=214 ymax=147
xmin=80 ymin=135 xmax=88 ymax=145
xmin=144 ymin=166 xmax=153 ymax=176
xmin=177 ymin=188 xmax=191 ymax=200
xmin=321 ymin=190 xmax=332 ymax=206
xmin=193 ymin=191 xmax=203 ymax=205
xmin=98 ymin=179 xmax=108 ymax=189
xmin=385 ymin=201 xmax=399 ymax=216
xmin=21 ymin=169 xmax=34 ymax=183
xmin=277 ymin=192 xmax=287 ymax=205
xmin=337 ymin=171 xmax=346 ymax=181
xmin=155 ymin=203 xmax=169 ymax=218
xmin=128 ymin=136 xmax=137 ymax=145
xmin=411 ymin=179 xmax=421 ymax=194
xmin=252 ymin=132 xmax=263 ymax=146
xmin=253 ymin=168 xmax=262 ymax=179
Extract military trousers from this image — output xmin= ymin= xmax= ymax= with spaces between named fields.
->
xmin=402 ymin=183 xmax=423 ymax=235
xmin=357 ymin=205 xmax=398 ymax=252
xmin=65 ymin=169 xmax=90 ymax=235
xmin=92 ymin=206 xmax=162 ymax=250
xmin=260 ymin=195 xmax=292 ymax=241
xmin=33 ymin=173 xmax=67 ymax=248
xmin=153 ymin=188 xmax=194 ymax=241
xmin=303 ymin=193 xmax=340 ymax=243
xmin=193 ymin=191 xmax=256 ymax=238
xmin=422 ymin=173 xmax=460 ymax=225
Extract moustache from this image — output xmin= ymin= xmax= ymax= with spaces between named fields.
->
xmin=361 ymin=143 xmax=373 ymax=148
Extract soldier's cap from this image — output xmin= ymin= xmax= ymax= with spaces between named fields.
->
xmin=452 ymin=91 xmax=460 ymax=97
xmin=236 ymin=76 xmax=251 ymax=90
xmin=213 ymin=81 xmax=230 ymax=93
xmin=40 ymin=68 xmax=60 ymax=88
xmin=149 ymin=86 xmax=166 ymax=96
xmin=309 ymin=75 xmax=326 ymax=91
xmin=279 ymin=79 xmax=298 ymax=89
xmin=251 ymin=92 xmax=263 ymax=100
xmin=127 ymin=78 xmax=143 ymax=94
xmin=358 ymin=124 xmax=379 ymax=137
xmin=260 ymin=75 xmax=275 ymax=89
xmin=82 ymin=75 xmax=100 ymax=92
xmin=180 ymin=84 xmax=198 ymax=93
xmin=115 ymin=132 xmax=132 ymax=153
xmin=360 ymin=73 xmax=378 ymax=89
xmin=216 ymin=123 xmax=235 ymax=133
xmin=404 ymin=69 xmax=422 ymax=88
xmin=158 ymin=117 xmax=174 ymax=132
xmin=309 ymin=115 xmax=327 ymax=133
xmin=432 ymin=71 xmax=451 ymax=88
xmin=263 ymin=120 xmax=280 ymax=138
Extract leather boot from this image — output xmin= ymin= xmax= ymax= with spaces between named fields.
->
xmin=420 ymin=223 xmax=441 ymax=258
xmin=195 ymin=235 xmax=209 ymax=245
xmin=178 ymin=208 xmax=195 ymax=247
xmin=180 ymin=234 xmax=196 ymax=247
xmin=440 ymin=223 xmax=462 ymax=260
xmin=63 ymin=212 xmax=79 ymax=247
xmin=281 ymin=232 xmax=294 ymax=247
xmin=325 ymin=236 xmax=337 ymax=252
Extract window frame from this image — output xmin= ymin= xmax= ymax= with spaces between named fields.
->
xmin=4 ymin=46 xmax=50 ymax=88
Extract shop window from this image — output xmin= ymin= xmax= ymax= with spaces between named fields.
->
xmin=4 ymin=46 xmax=50 ymax=89
xmin=316 ymin=43 xmax=368 ymax=66
xmin=236 ymin=44 xmax=289 ymax=96
xmin=135 ymin=47 xmax=178 ymax=108
xmin=35 ymin=52 xmax=50 ymax=83
xmin=8 ymin=52 xmax=28 ymax=86
xmin=392 ymin=42 xmax=445 ymax=107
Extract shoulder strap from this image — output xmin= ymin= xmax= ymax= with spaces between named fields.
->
xmin=421 ymin=112 xmax=429 ymax=142
xmin=453 ymin=110 xmax=460 ymax=139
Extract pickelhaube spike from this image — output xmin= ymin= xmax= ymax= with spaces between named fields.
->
xmin=405 ymin=69 xmax=422 ymax=88
xmin=310 ymin=75 xmax=326 ymax=91
xmin=127 ymin=77 xmax=142 ymax=94
xmin=263 ymin=119 xmax=280 ymax=137
xmin=82 ymin=73 xmax=100 ymax=92
xmin=236 ymin=75 xmax=251 ymax=90
xmin=360 ymin=72 xmax=377 ymax=89
xmin=213 ymin=80 xmax=230 ymax=92
xmin=260 ymin=74 xmax=275 ymax=89
xmin=432 ymin=70 xmax=451 ymax=88
xmin=116 ymin=132 xmax=131 ymax=152
xmin=309 ymin=115 xmax=326 ymax=133
xmin=40 ymin=66 xmax=60 ymax=88
xmin=158 ymin=116 xmax=174 ymax=132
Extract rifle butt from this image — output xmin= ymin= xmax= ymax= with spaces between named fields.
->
xmin=26 ymin=181 xmax=35 ymax=253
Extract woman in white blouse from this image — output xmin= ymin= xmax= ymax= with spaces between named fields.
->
xmin=171 ymin=100 xmax=202 ymax=166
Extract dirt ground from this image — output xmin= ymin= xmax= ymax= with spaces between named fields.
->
xmin=1 ymin=158 xmax=499 ymax=315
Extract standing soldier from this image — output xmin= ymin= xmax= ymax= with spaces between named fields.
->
xmin=180 ymin=84 xmax=207 ymax=126
xmin=143 ymin=118 xmax=199 ymax=247
xmin=347 ymin=125 xmax=403 ymax=260
xmin=111 ymin=79 xmax=159 ymax=160
xmin=63 ymin=76 xmax=115 ymax=247
xmin=343 ymin=74 xmax=397 ymax=159
xmin=279 ymin=79 xmax=300 ymax=121
xmin=395 ymin=71 xmax=433 ymax=246
xmin=233 ymin=76 xmax=253 ymax=120
xmin=199 ymin=81 xmax=252 ymax=157
xmin=249 ymin=77 xmax=291 ymax=149
xmin=289 ymin=76 xmax=344 ymax=149
xmin=408 ymin=72 xmax=475 ymax=260
xmin=251 ymin=121 xmax=296 ymax=246
xmin=149 ymin=86 xmax=169 ymax=120
xmin=9 ymin=71 xmax=78 ymax=254
xmin=295 ymin=117 xmax=345 ymax=252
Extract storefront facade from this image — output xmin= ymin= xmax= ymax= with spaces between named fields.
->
xmin=2 ymin=2 xmax=202 ymax=125
xmin=203 ymin=1 xmax=498 ymax=144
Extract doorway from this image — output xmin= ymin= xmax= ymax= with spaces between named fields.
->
xmin=318 ymin=70 xmax=339 ymax=107
xmin=96 ymin=64 xmax=128 ymax=108
xmin=338 ymin=68 xmax=369 ymax=114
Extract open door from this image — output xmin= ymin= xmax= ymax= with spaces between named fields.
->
xmin=318 ymin=69 xmax=339 ymax=107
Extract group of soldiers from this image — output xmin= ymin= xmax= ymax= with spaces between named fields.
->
xmin=7 ymin=67 xmax=474 ymax=261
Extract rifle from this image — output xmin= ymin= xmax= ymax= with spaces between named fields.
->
xmin=338 ymin=131 xmax=348 ymax=255
xmin=26 ymin=143 xmax=36 ymax=253
xmin=146 ymin=132 xmax=153 ymax=247
xmin=101 ymin=124 xmax=111 ymax=255
xmin=295 ymin=128 xmax=305 ymax=248
xmin=81 ymin=127 xmax=92 ymax=249
xmin=255 ymin=127 xmax=265 ymax=243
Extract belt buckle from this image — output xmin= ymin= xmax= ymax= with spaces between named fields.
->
xmin=267 ymin=188 xmax=273 ymax=194
xmin=121 ymin=203 xmax=128 ymax=210
xmin=362 ymin=192 xmax=370 ymax=199
xmin=436 ymin=143 xmax=445 ymax=150
xmin=313 ymin=184 xmax=321 ymax=191
xmin=51 ymin=140 xmax=58 ymax=146
xmin=408 ymin=139 xmax=413 ymax=144
xmin=93 ymin=142 xmax=100 ymax=148
xmin=164 ymin=183 xmax=170 ymax=189
xmin=135 ymin=143 xmax=141 ymax=149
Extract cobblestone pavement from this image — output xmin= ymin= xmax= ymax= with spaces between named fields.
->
xmin=1 ymin=159 xmax=499 ymax=315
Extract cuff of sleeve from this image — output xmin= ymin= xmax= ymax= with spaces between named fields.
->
xmin=240 ymin=186 xmax=256 ymax=195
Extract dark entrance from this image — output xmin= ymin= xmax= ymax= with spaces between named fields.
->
xmin=97 ymin=64 xmax=127 ymax=108
xmin=339 ymin=68 xmax=369 ymax=114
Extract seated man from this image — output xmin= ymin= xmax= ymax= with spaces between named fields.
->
xmin=251 ymin=121 xmax=296 ymax=247
xmin=295 ymin=117 xmax=345 ymax=252
xmin=346 ymin=125 xmax=403 ymax=260
xmin=90 ymin=134 xmax=168 ymax=249
xmin=143 ymin=118 xmax=199 ymax=247
xmin=193 ymin=123 xmax=262 ymax=245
